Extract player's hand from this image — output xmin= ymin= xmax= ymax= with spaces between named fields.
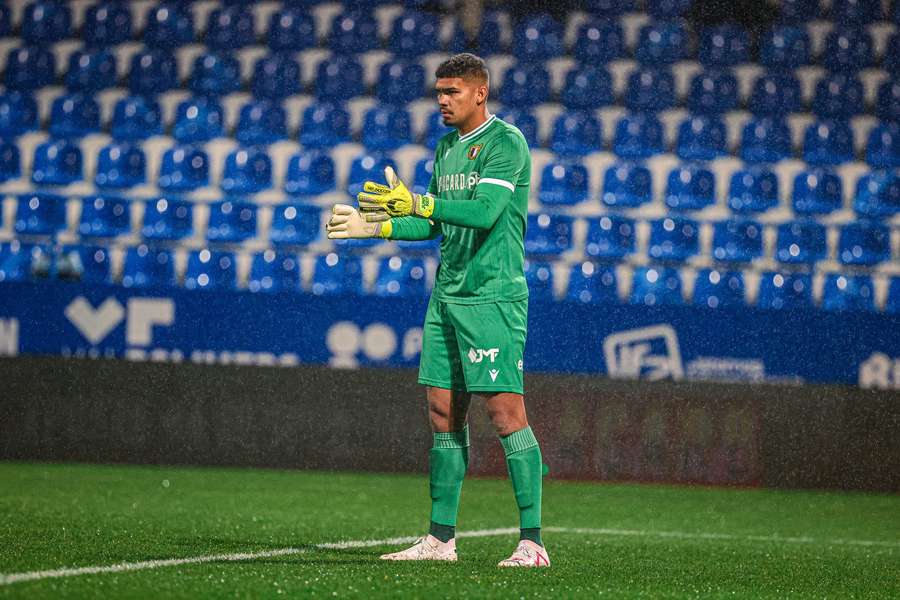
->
xmin=326 ymin=204 xmax=389 ymax=239
xmin=357 ymin=167 xmax=435 ymax=220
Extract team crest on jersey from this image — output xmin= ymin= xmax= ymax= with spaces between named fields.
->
xmin=467 ymin=144 xmax=483 ymax=160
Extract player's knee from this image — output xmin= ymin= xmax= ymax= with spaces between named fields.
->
xmin=428 ymin=402 xmax=452 ymax=432
xmin=488 ymin=407 xmax=527 ymax=437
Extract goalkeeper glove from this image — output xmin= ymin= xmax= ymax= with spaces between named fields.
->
xmin=326 ymin=204 xmax=392 ymax=239
xmin=357 ymin=166 xmax=434 ymax=221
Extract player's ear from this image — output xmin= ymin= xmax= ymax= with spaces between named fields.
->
xmin=476 ymin=84 xmax=488 ymax=105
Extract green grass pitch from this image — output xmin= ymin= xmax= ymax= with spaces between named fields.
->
xmin=0 ymin=462 xmax=897 ymax=599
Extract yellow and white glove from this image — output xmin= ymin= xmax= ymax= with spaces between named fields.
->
xmin=325 ymin=204 xmax=392 ymax=239
xmin=357 ymin=166 xmax=434 ymax=221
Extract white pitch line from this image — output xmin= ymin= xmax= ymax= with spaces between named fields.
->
xmin=1 ymin=526 xmax=896 ymax=587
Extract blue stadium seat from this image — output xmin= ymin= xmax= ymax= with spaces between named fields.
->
xmin=190 ymin=52 xmax=241 ymax=97
xmin=268 ymin=8 xmax=316 ymax=52
xmin=374 ymin=256 xmax=428 ymax=297
xmin=0 ymin=242 xmax=48 ymax=281
xmin=831 ymin=0 xmax=881 ymax=24
xmin=584 ymin=215 xmax=636 ymax=260
xmin=635 ymin=21 xmax=688 ymax=65
xmin=158 ymin=146 xmax=209 ymax=192
xmin=347 ymin=153 xmax=397 ymax=196
xmin=792 ymin=167 xmax=842 ymax=215
xmin=538 ymin=161 xmax=590 ymax=205
xmin=525 ymin=213 xmax=574 ymax=256
xmin=121 ymin=245 xmax=176 ymax=288
xmin=0 ymin=92 xmax=38 ymax=136
xmin=284 ymin=151 xmax=336 ymax=196
xmin=750 ymin=73 xmax=802 ymax=117
xmin=111 ymin=96 xmax=162 ymax=141
xmin=602 ymin=161 xmax=653 ymax=208
xmin=613 ymin=113 xmax=664 ymax=159
xmin=300 ymin=102 xmax=351 ymax=148
xmin=646 ymin=0 xmax=691 ymax=18
xmin=315 ymin=56 xmax=364 ymax=101
xmin=78 ymin=195 xmax=131 ymax=238
xmin=573 ymin=18 xmax=624 ymax=63
xmin=144 ymin=3 xmax=194 ymax=48
xmin=566 ymin=262 xmax=618 ymax=304
xmin=838 ymin=221 xmax=890 ymax=266
xmin=699 ymin=25 xmax=749 ymax=66
xmin=448 ymin=11 xmax=505 ymax=55
xmin=884 ymin=33 xmax=900 ymax=75
xmin=496 ymin=110 xmax=538 ymax=148
xmin=22 ymin=1 xmax=71 ymax=44
xmin=254 ymin=54 xmax=302 ymax=99
xmin=775 ymin=220 xmax=827 ymax=264
xmin=15 ymin=193 xmax=67 ymax=235
xmin=0 ymin=5 xmax=10 ymax=38
xmin=676 ymin=115 xmax=727 ymax=160
xmin=142 ymin=197 xmax=193 ymax=240
xmin=311 ymin=253 xmax=363 ymax=296
xmin=778 ymin=0 xmax=819 ymax=22
xmin=561 ymin=65 xmax=613 ymax=111
xmin=693 ymin=269 xmax=746 ymax=308
xmin=664 ymin=164 xmax=716 ymax=211
xmin=625 ymin=68 xmax=676 ymax=112
xmin=184 ymin=249 xmax=237 ymax=291
xmin=270 ymin=203 xmax=321 ymax=245
xmin=728 ymin=166 xmax=779 ymax=213
xmin=875 ymin=80 xmax=900 ymax=124
xmin=500 ymin=65 xmax=550 ymax=108
xmin=866 ymin=124 xmax=900 ymax=169
xmin=56 ymin=245 xmax=112 ymax=284
xmin=31 ymin=140 xmax=82 ymax=185
xmin=330 ymin=11 xmax=378 ymax=55
xmin=711 ymin=219 xmax=763 ymax=263
xmin=83 ymin=3 xmax=131 ymax=47
xmin=648 ymin=217 xmax=700 ymax=261
xmin=221 ymin=148 xmax=272 ymax=195
xmin=760 ymin=26 xmax=810 ymax=70
xmin=412 ymin=158 xmax=434 ymax=195
xmin=377 ymin=60 xmax=425 ymax=105
xmin=0 ymin=140 xmax=20 ymax=182
xmin=173 ymin=97 xmax=224 ymax=144
xmin=512 ymin=14 xmax=564 ymax=63
xmin=740 ymin=117 xmax=792 ymax=163
xmin=524 ymin=259 xmax=555 ymax=302
xmin=49 ymin=94 xmax=100 ymax=138
xmin=585 ymin=0 xmax=635 ymax=15
xmin=206 ymin=201 xmax=258 ymax=243
xmin=362 ymin=106 xmax=413 ymax=151
xmin=822 ymin=28 xmax=872 ymax=72
xmin=129 ymin=50 xmax=177 ymax=96
xmin=803 ymin=120 xmax=854 ymax=166
xmin=885 ymin=278 xmax=900 ymax=314
xmin=854 ymin=169 xmax=900 ymax=217
xmin=757 ymin=271 xmax=813 ymax=310
xmin=550 ymin=110 xmax=603 ymax=156
xmin=630 ymin=266 xmax=683 ymax=306
xmin=5 ymin=46 xmax=55 ymax=90
xmin=235 ymin=100 xmax=287 ymax=146
xmin=248 ymin=250 xmax=301 ymax=293
xmin=813 ymin=74 xmax=864 ymax=119
xmin=390 ymin=11 xmax=440 ymax=57
xmin=687 ymin=69 xmax=739 ymax=115
xmin=422 ymin=110 xmax=453 ymax=149
xmin=822 ymin=274 xmax=875 ymax=312
xmin=66 ymin=49 xmax=116 ymax=92
xmin=205 ymin=6 xmax=255 ymax=50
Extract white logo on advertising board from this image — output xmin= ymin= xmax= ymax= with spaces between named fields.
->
xmin=859 ymin=352 xmax=900 ymax=390
xmin=326 ymin=321 xmax=422 ymax=368
xmin=65 ymin=296 xmax=174 ymax=347
xmin=0 ymin=318 xmax=19 ymax=356
xmin=603 ymin=324 xmax=684 ymax=381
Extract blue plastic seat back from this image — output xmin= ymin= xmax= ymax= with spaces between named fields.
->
xmin=585 ymin=0 xmax=636 ymax=16
xmin=711 ymin=219 xmax=763 ymax=263
xmin=0 ymin=92 xmax=39 ymax=136
xmin=648 ymin=217 xmax=700 ymax=262
xmin=248 ymin=250 xmax=301 ymax=293
xmin=613 ymin=113 xmax=664 ymax=159
xmin=496 ymin=110 xmax=538 ymax=148
xmin=206 ymin=7 xmax=255 ymax=50
xmin=676 ymin=115 xmax=727 ymax=160
xmin=412 ymin=158 xmax=434 ymax=196
xmin=284 ymin=151 xmax=336 ymax=196
xmin=854 ymin=169 xmax=900 ymax=217
xmin=235 ymin=100 xmax=287 ymax=146
xmin=6 ymin=46 xmax=56 ymax=90
xmin=741 ymin=117 xmax=792 ymax=163
xmin=885 ymin=278 xmax=900 ymax=314
xmin=122 ymin=245 xmax=176 ymax=288
xmin=550 ymin=110 xmax=603 ymax=156
xmin=602 ymin=161 xmax=653 ymax=208
xmin=512 ymin=14 xmax=564 ymax=63
xmin=635 ymin=21 xmax=688 ymax=65
xmin=822 ymin=27 xmax=872 ymax=72
xmin=525 ymin=213 xmax=574 ymax=256
xmin=66 ymin=49 xmax=117 ymax=92
xmin=792 ymin=168 xmax=843 ymax=215
xmin=142 ymin=197 xmax=194 ymax=240
xmin=813 ymin=74 xmax=864 ymax=119
xmin=207 ymin=200 xmax=258 ymax=242
xmin=822 ymin=274 xmax=875 ymax=312
xmin=111 ymin=96 xmax=163 ymax=140
xmin=15 ymin=193 xmax=67 ymax=235
xmin=173 ymin=97 xmax=225 ymax=143
xmin=190 ymin=52 xmax=241 ymax=97
xmin=699 ymin=25 xmax=749 ymax=66
xmin=687 ymin=69 xmax=739 ymax=115
xmin=693 ymin=269 xmax=746 ymax=309
xmin=646 ymin=0 xmax=691 ymax=18
xmin=866 ymin=124 xmax=900 ymax=170
xmin=728 ymin=166 xmax=779 ymax=213
xmin=803 ymin=120 xmax=854 ymax=166
xmin=129 ymin=50 xmax=178 ymax=96
xmin=760 ymin=26 xmax=810 ymax=70
xmin=270 ymin=203 xmax=322 ymax=245
xmin=78 ymin=195 xmax=131 ymax=238
xmin=567 ymin=262 xmax=618 ymax=304
xmin=664 ymin=164 xmax=716 ymax=211
xmin=158 ymin=145 xmax=209 ymax=192
xmin=390 ymin=11 xmax=441 ymax=57
xmin=524 ymin=259 xmax=555 ymax=302
xmin=423 ymin=110 xmax=453 ymax=150
xmin=775 ymin=220 xmax=827 ymax=264
xmin=838 ymin=221 xmax=890 ymax=266
xmin=573 ymin=18 xmax=624 ymax=63
xmin=49 ymin=93 xmax=101 ymax=138
xmin=0 ymin=242 xmax=51 ymax=282
xmin=300 ymin=102 xmax=351 ymax=148
xmin=269 ymin=8 xmax=316 ymax=52
xmin=312 ymin=253 xmax=363 ymax=296
xmin=362 ymin=106 xmax=413 ymax=151
xmin=330 ymin=11 xmax=378 ymax=55
xmin=253 ymin=54 xmax=302 ymax=99
xmin=0 ymin=139 xmax=20 ymax=182
xmin=630 ymin=266 xmax=683 ymax=306
xmin=500 ymin=65 xmax=550 ymax=107
xmin=626 ymin=67 xmax=676 ymax=111
xmin=347 ymin=153 xmax=398 ymax=196
xmin=57 ymin=245 xmax=112 ymax=284
xmin=221 ymin=148 xmax=273 ymax=195
xmin=22 ymin=1 xmax=71 ymax=44
xmin=884 ymin=33 xmax=900 ymax=75
xmin=831 ymin=0 xmax=881 ymax=23
xmin=875 ymin=80 xmax=900 ymax=126
xmin=750 ymin=73 xmax=802 ymax=117
xmin=315 ymin=56 xmax=364 ymax=101
xmin=538 ymin=161 xmax=590 ymax=205
xmin=757 ymin=271 xmax=813 ymax=310
xmin=561 ymin=64 xmax=613 ymax=111
xmin=374 ymin=255 xmax=428 ymax=297
xmin=448 ymin=11 xmax=505 ymax=55
xmin=184 ymin=249 xmax=237 ymax=291
xmin=144 ymin=3 xmax=194 ymax=48
xmin=83 ymin=3 xmax=132 ymax=47
xmin=585 ymin=215 xmax=636 ymax=259
xmin=32 ymin=140 xmax=83 ymax=185
xmin=377 ymin=60 xmax=425 ymax=105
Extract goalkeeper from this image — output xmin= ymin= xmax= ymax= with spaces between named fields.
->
xmin=326 ymin=53 xmax=548 ymax=568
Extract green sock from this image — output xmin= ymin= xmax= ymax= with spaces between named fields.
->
xmin=501 ymin=426 xmax=543 ymax=544
xmin=429 ymin=522 xmax=455 ymax=543
xmin=429 ymin=426 xmax=469 ymax=537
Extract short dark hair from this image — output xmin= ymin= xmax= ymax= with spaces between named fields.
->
xmin=435 ymin=53 xmax=489 ymax=85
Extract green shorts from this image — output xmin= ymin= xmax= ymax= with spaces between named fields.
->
xmin=418 ymin=297 xmax=528 ymax=395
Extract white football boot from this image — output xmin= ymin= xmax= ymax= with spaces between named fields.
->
xmin=497 ymin=540 xmax=551 ymax=567
xmin=379 ymin=535 xmax=457 ymax=562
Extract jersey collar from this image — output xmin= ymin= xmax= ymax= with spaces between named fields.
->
xmin=457 ymin=115 xmax=497 ymax=144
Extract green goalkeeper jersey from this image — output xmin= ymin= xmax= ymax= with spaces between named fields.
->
xmin=390 ymin=115 xmax=531 ymax=305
